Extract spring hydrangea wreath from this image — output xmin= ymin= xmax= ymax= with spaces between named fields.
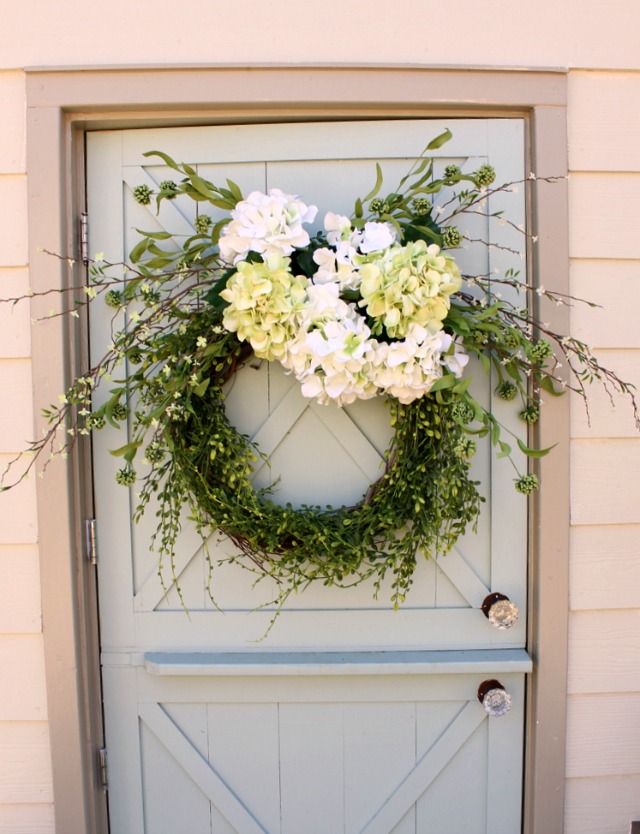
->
xmin=4 ymin=129 xmax=637 ymax=606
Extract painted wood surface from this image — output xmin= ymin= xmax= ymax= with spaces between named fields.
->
xmin=0 ymin=803 xmax=55 ymax=834
xmin=0 ymin=360 xmax=33 ymax=451
xmin=569 ymin=173 xmax=640 ymax=259
xmin=0 ymin=268 xmax=31 ymax=357
xmin=566 ymin=692 xmax=640 ymax=777
xmin=120 ymin=670 xmax=525 ymax=834
xmin=89 ymin=119 xmax=529 ymax=833
xmin=0 ymin=41 xmax=638 ymax=834
xmin=570 ymin=350 xmax=640 ymax=438
xmin=569 ymin=72 xmax=640 ymax=172
xmin=0 ymin=546 xmax=41 ymax=633
xmin=568 ymin=610 xmax=640 ymax=694
xmin=564 ymin=775 xmax=640 ymax=834
xmin=2 ymin=1 xmax=640 ymax=69
xmin=0 ymin=636 xmax=47 ymax=720
xmin=571 ymin=439 xmax=640 ymax=525
xmin=570 ymin=525 xmax=640 ymax=610
xmin=90 ymin=118 xmax=528 ymax=651
xmin=570 ymin=260 xmax=640 ymax=349
xmin=0 ymin=722 xmax=52 ymax=803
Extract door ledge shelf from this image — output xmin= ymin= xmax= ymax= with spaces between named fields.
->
xmin=142 ymin=649 xmax=532 ymax=677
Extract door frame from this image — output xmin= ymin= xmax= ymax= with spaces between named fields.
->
xmin=25 ymin=64 xmax=569 ymax=834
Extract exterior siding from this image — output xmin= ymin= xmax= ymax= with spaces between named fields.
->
xmin=0 ymin=70 xmax=54 ymax=834
xmin=0 ymin=11 xmax=639 ymax=833
xmin=567 ymin=69 xmax=640 ymax=832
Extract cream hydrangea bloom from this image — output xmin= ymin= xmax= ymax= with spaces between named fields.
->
xmin=218 ymin=189 xmax=318 ymax=266
xmin=359 ymin=240 xmax=463 ymax=339
xmin=220 ymin=255 xmax=309 ymax=361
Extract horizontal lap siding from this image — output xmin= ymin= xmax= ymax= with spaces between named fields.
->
xmin=1 ymin=0 xmax=640 ymax=68
xmin=0 ymin=70 xmax=52 ymax=830
xmin=566 ymin=70 xmax=640 ymax=832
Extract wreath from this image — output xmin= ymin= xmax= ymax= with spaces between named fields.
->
xmin=4 ymin=129 xmax=638 ymax=607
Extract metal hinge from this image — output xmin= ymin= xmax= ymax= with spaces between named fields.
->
xmin=80 ymin=211 xmax=89 ymax=265
xmin=98 ymin=747 xmax=108 ymax=790
xmin=85 ymin=518 xmax=98 ymax=565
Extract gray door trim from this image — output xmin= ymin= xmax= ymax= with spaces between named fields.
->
xmin=24 ymin=64 xmax=568 ymax=834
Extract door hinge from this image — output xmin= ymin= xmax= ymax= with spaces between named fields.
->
xmin=85 ymin=518 xmax=98 ymax=565
xmin=98 ymin=746 xmax=108 ymax=790
xmin=80 ymin=211 xmax=89 ymax=265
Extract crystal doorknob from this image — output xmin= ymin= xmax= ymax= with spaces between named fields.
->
xmin=477 ymin=679 xmax=512 ymax=717
xmin=481 ymin=592 xmax=519 ymax=630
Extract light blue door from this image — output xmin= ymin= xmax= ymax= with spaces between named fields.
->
xmin=88 ymin=119 xmax=531 ymax=834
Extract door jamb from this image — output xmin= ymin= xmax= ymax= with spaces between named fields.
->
xmin=25 ymin=65 xmax=569 ymax=834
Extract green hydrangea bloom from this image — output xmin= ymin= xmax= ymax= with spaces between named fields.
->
xmin=358 ymin=241 xmax=462 ymax=339
xmin=220 ymin=255 xmax=309 ymax=361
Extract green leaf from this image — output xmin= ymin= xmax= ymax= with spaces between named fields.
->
xmin=496 ymin=440 xmax=512 ymax=459
xmin=516 ymin=438 xmax=557 ymax=458
xmin=538 ymin=375 xmax=565 ymax=397
xmin=109 ymin=439 xmax=143 ymax=462
xmin=129 ymin=237 xmax=150 ymax=264
xmin=134 ymin=229 xmax=173 ymax=241
xmin=452 ymin=376 xmax=473 ymax=395
xmin=143 ymin=150 xmax=182 ymax=172
xmin=426 ymin=128 xmax=453 ymax=151
xmin=187 ymin=172 xmax=216 ymax=200
xmin=428 ymin=375 xmax=456 ymax=392
xmin=363 ymin=164 xmax=384 ymax=202
xmin=225 ymin=179 xmax=244 ymax=203
xmin=194 ymin=378 xmax=211 ymax=397
xmin=354 ymin=198 xmax=363 ymax=219
xmin=398 ymin=156 xmax=431 ymax=190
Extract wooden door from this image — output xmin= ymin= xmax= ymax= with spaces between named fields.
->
xmin=87 ymin=119 xmax=531 ymax=834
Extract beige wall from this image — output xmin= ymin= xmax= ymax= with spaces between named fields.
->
xmin=0 ymin=2 xmax=639 ymax=832
xmin=0 ymin=70 xmax=55 ymax=834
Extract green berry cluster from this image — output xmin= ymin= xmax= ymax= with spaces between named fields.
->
xmin=442 ymin=227 xmax=462 ymax=249
xmin=145 ymin=443 xmax=166 ymax=463
xmin=520 ymin=404 xmax=540 ymax=424
xmin=444 ymin=164 xmax=462 ymax=180
xmin=369 ymin=198 xmax=389 ymax=215
xmin=133 ymin=184 xmax=152 ymax=205
xmin=453 ymin=436 xmax=477 ymax=460
xmin=499 ymin=329 xmax=522 ymax=351
xmin=159 ymin=180 xmax=179 ymax=199
xmin=497 ymin=381 xmax=518 ymax=401
xmin=86 ymin=414 xmax=105 ymax=431
xmin=115 ymin=467 xmax=136 ymax=487
xmin=515 ymin=474 xmax=539 ymax=495
xmin=195 ymin=214 xmax=212 ymax=234
xmin=475 ymin=164 xmax=496 ymax=187
xmin=529 ymin=339 xmax=553 ymax=364
xmin=141 ymin=286 xmax=161 ymax=306
xmin=451 ymin=401 xmax=475 ymax=424
xmin=411 ymin=197 xmax=431 ymax=216
xmin=105 ymin=290 xmax=123 ymax=308
xmin=111 ymin=403 xmax=128 ymax=422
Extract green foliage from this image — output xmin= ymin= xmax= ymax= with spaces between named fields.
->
xmin=4 ymin=131 xmax=639 ymax=613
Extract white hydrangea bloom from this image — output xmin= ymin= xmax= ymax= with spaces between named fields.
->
xmin=369 ymin=327 xmax=468 ymax=404
xmin=312 ymin=247 xmax=361 ymax=291
xmin=219 ymin=189 xmax=318 ymax=266
xmin=359 ymin=220 xmax=398 ymax=254
xmin=281 ymin=283 xmax=378 ymax=406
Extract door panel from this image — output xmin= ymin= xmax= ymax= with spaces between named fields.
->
xmin=102 ymin=665 xmax=527 ymax=834
xmin=87 ymin=118 xmax=529 ymax=833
